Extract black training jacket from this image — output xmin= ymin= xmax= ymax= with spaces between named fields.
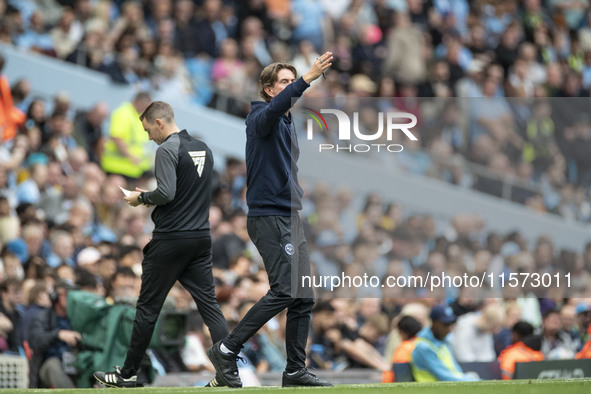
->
xmin=141 ymin=129 xmax=213 ymax=238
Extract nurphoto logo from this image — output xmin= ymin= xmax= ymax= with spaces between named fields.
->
xmin=304 ymin=107 xmax=418 ymax=153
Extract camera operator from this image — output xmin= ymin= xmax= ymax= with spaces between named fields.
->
xmin=28 ymin=280 xmax=82 ymax=388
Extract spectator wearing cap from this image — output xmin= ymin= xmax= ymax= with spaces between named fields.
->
xmin=76 ymin=246 xmax=102 ymax=276
xmin=410 ymin=305 xmax=478 ymax=382
xmin=497 ymin=321 xmax=544 ymax=380
xmin=4 ymin=238 xmax=28 ymax=264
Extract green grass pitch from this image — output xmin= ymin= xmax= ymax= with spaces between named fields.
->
xmin=2 ymin=379 xmax=591 ymax=394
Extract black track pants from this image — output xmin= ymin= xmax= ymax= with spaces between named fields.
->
xmin=224 ymin=215 xmax=314 ymax=372
xmin=121 ymin=236 xmax=228 ymax=377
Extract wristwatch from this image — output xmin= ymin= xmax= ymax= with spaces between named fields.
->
xmin=137 ymin=193 xmax=144 ymax=205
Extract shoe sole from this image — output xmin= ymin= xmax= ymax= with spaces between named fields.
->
xmin=282 ymin=384 xmax=335 ymax=387
xmin=282 ymin=377 xmax=334 ymax=387
xmin=93 ymin=373 xmax=137 ymax=388
xmin=206 ymin=346 xmax=242 ymax=388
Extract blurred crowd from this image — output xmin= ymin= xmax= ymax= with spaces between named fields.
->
xmin=4 ymin=0 xmax=591 ymax=221
xmin=1 ymin=0 xmax=591 ymax=387
xmin=296 ymin=94 xmax=591 ymax=223
xmin=0 ymin=79 xmax=590 ymax=384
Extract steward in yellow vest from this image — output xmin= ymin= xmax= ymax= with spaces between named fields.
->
xmin=410 ymin=305 xmax=478 ymax=382
xmin=101 ymin=92 xmax=153 ymax=179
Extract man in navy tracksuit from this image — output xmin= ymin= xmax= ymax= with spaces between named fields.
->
xmin=93 ymin=101 xmax=228 ymax=388
xmin=207 ymin=52 xmax=334 ymax=388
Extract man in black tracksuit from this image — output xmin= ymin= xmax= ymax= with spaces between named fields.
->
xmin=207 ymin=52 xmax=334 ymax=388
xmin=93 ymin=101 xmax=228 ymax=388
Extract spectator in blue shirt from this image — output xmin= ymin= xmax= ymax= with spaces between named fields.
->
xmin=16 ymin=12 xmax=55 ymax=55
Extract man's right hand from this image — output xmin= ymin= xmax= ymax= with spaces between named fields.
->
xmin=58 ymin=330 xmax=82 ymax=347
xmin=303 ymin=51 xmax=333 ymax=84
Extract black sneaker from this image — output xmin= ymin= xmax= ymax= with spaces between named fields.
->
xmin=93 ymin=366 xmax=137 ymax=388
xmin=206 ymin=341 xmax=243 ymax=388
xmin=204 ymin=375 xmax=226 ymax=387
xmin=282 ymin=368 xmax=333 ymax=387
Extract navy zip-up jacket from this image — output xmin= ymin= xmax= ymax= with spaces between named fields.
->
xmin=245 ymin=76 xmax=310 ymax=216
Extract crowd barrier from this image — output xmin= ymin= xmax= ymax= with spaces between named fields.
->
xmin=393 ymin=359 xmax=591 ymax=382
xmin=514 ymin=359 xmax=591 ymax=379
xmin=393 ymin=361 xmax=502 ymax=382
xmin=3 ymin=356 xmax=589 ymax=388
xmin=0 ymin=354 xmax=29 ymax=389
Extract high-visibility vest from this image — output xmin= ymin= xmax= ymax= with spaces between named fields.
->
xmin=100 ymin=102 xmax=151 ymax=178
xmin=393 ymin=338 xmax=417 ymax=363
xmin=498 ymin=341 xmax=544 ymax=380
xmin=522 ymin=117 xmax=554 ymax=162
xmin=0 ymin=75 xmax=25 ymax=141
xmin=410 ymin=337 xmax=464 ymax=382
xmin=576 ymin=339 xmax=591 ymax=359
xmin=382 ymin=338 xmax=418 ymax=383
